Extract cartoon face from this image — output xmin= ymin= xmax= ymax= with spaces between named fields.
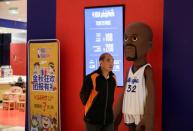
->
xmin=51 ymin=117 xmax=57 ymax=129
xmin=48 ymin=66 xmax=54 ymax=74
xmin=48 ymin=62 xmax=54 ymax=74
xmin=31 ymin=116 xmax=39 ymax=127
xmin=124 ymin=23 xmax=152 ymax=61
xmin=38 ymin=48 xmax=41 ymax=58
xmin=34 ymin=62 xmax=40 ymax=74
xmin=42 ymin=116 xmax=51 ymax=129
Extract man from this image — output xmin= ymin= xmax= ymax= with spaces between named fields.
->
xmin=80 ymin=53 xmax=117 ymax=131
xmin=115 ymin=22 xmax=155 ymax=131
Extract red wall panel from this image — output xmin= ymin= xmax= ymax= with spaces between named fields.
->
xmin=10 ymin=43 xmax=26 ymax=75
xmin=56 ymin=1 xmax=163 ymax=131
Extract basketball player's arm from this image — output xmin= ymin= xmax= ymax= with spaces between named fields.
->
xmin=80 ymin=76 xmax=93 ymax=105
xmin=137 ymin=66 xmax=155 ymax=131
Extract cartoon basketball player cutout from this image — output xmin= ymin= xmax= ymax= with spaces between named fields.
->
xmin=48 ymin=62 xmax=55 ymax=75
xmin=47 ymin=62 xmax=56 ymax=91
xmin=41 ymin=115 xmax=52 ymax=131
xmin=31 ymin=115 xmax=41 ymax=131
xmin=34 ymin=62 xmax=40 ymax=75
xmin=114 ymin=22 xmax=155 ymax=131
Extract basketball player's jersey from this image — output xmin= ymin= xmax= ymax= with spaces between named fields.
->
xmin=122 ymin=64 xmax=151 ymax=124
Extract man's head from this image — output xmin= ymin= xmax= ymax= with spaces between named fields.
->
xmin=99 ymin=53 xmax=114 ymax=72
xmin=124 ymin=22 xmax=153 ymax=61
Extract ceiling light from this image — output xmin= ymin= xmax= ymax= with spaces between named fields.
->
xmin=5 ymin=1 xmax=10 ymax=5
xmin=17 ymin=18 xmax=22 ymax=21
xmin=8 ymin=7 xmax=19 ymax=15
xmin=21 ymin=30 xmax=26 ymax=33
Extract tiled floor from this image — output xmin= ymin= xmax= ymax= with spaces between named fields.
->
xmin=0 ymin=126 xmax=24 ymax=131
xmin=0 ymin=109 xmax=25 ymax=126
xmin=0 ymin=108 xmax=25 ymax=130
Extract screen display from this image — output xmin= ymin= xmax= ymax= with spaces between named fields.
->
xmin=84 ymin=6 xmax=124 ymax=86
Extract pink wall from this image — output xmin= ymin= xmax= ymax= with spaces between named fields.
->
xmin=57 ymin=1 xmax=163 ymax=131
xmin=10 ymin=43 xmax=26 ymax=75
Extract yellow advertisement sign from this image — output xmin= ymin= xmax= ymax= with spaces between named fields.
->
xmin=29 ymin=40 xmax=60 ymax=131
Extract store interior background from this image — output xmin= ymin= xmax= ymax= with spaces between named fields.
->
xmin=0 ymin=0 xmax=193 ymax=130
xmin=0 ymin=0 xmax=26 ymax=130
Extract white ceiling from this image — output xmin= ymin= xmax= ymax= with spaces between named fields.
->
xmin=0 ymin=0 xmax=27 ymax=42
xmin=0 ymin=0 xmax=27 ymax=22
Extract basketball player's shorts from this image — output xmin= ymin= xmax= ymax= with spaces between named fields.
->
xmin=123 ymin=114 xmax=143 ymax=125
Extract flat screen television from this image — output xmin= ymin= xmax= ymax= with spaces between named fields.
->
xmin=84 ymin=5 xmax=124 ymax=86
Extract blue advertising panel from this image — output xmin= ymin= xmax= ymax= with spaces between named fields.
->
xmin=84 ymin=6 xmax=124 ymax=86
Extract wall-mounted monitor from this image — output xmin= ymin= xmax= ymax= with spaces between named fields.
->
xmin=84 ymin=5 xmax=124 ymax=86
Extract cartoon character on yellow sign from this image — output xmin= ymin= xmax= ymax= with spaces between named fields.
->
xmin=41 ymin=115 xmax=52 ymax=131
xmin=31 ymin=115 xmax=41 ymax=131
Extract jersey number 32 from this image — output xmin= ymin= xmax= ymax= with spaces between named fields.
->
xmin=127 ymin=85 xmax=136 ymax=92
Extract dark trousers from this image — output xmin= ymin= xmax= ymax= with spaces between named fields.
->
xmin=85 ymin=122 xmax=114 ymax=131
